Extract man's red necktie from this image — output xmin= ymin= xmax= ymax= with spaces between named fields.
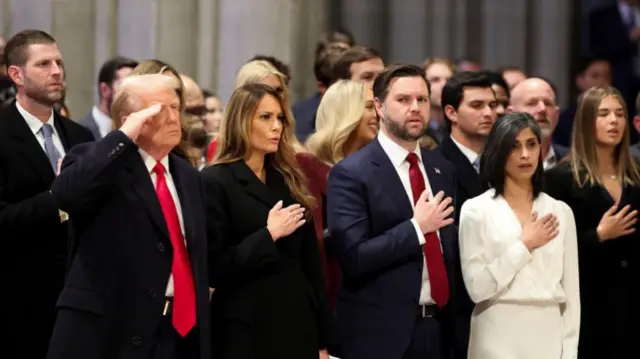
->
xmin=406 ymin=153 xmax=450 ymax=308
xmin=153 ymin=162 xmax=196 ymax=336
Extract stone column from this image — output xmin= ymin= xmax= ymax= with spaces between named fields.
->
xmin=340 ymin=0 xmax=388 ymax=56
xmin=156 ymin=0 xmax=198 ymax=78
xmin=216 ymin=0 xmax=300 ymax=103
xmin=51 ymin=0 xmax=95 ymax=118
xmin=388 ymin=0 xmax=428 ymax=64
xmin=481 ymin=0 xmax=529 ymax=70
xmin=196 ymin=0 xmax=219 ymax=92
xmin=530 ymin=0 xmax=572 ymax=105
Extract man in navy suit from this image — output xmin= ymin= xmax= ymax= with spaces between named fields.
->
xmin=47 ymin=74 xmax=210 ymax=359
xmin=327 ymin=64 xmax=465 ymax=359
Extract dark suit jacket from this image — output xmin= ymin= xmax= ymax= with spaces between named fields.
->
xmin=46 ymin=130 xmax=210 ymax=359
xmin=551 ymin=143 xmax=569 ymax=164
xmin=292 ymin=93 xmax=321 ymax=142
xmin=202 ymin=159 xmax=333 ymax=359
xmin=0 ymin=101 xmax=94 ymax=357
xmin=78 ymin=111 xmax=102 ymax=140
xmin=326 ymin=139 xmax=465 ymax=359
xmin=438 ymin=136 xmax=487 ymax=223
xmin=545 ymin=163 xmax=640 ymax=359
xmin=554 ymin=104 xmax=577 ymax=148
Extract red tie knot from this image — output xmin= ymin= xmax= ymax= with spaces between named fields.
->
xmin=153 ymin=162 xmax=166 ymax=177
xmin=406 ymin=152 xmax=420 ymax=166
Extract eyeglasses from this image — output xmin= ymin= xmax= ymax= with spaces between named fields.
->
xmin=185 ymin=105 xmax=207 ymax=117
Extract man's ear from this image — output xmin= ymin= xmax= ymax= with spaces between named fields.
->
xmin=443 ymin=104 xmax=457 ymax=125
xmin=374 ymin=97 xmax=384 ymax=119
xmin=7 ymin=65 xmax=23 ymax=87
xmin=506 ymin=105 xmax=515 ymax=114
xmin=99 ymin=82 xmax=113 ymax=101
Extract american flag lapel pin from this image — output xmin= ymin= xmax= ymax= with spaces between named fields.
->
xmin=434 ymin=167 xmax=441 ymax=174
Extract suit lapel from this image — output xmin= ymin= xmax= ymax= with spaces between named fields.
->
xmin=421 ymin=150 xmax=455 ymax=263
xmin=53 ymin=112 xmax=71 ymax=150
xmin=440 ymin=137 xmax=482 ymax=196
xmin=229 ymin=160 xmax=281 ymax=209
xmin=6 ymin=103 xmax=56 ymax=184
xmin=125 ymin=155 xmax=170 ymax=241
xmin=369 ymin=140 xmax=413 ymax=218
xmin=170 ymin=156 xmax=198 ymax=250
xmin=422 ymin=151 xmax=447 ymax=197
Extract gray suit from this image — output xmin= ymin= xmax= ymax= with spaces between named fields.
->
xmin=78 ymin=112 xmax=102 ymax=140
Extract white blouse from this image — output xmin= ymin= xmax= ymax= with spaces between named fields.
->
xmin=459 ymin=189 xmax=580 ymax=355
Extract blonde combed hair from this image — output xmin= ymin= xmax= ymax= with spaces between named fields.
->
xmin=305 ymin=80 xmax=368 ymax=166
xmin=110 ymin=74 xmax=181 ymax=128
xmin=570 ymin=86 xmax=640 ymax=186
xmin=214 ymin=83 xmax=315 ymax=211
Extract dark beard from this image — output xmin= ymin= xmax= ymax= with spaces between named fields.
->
xmin=383 ymin=116 xmax=428 ymax=141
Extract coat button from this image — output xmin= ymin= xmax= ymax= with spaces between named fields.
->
xmin=157 ymin=243 xmax=165 ymax=252
xmin=621 ymin=260 xmax=629 ymax=268
xmin=132 ymin=335 xmax=142 ymax=345
xmin=148 ymin=289 xmax=156 ymax=298
xmin=118 ymin=142 xmax=124 ymax=147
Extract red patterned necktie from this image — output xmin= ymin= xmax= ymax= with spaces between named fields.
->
xmin=153 ymin=162 xmax=196 ymax=336
xmin=406 ymin=153 xmax=450 ymax=308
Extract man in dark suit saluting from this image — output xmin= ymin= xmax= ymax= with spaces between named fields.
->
xmin=47 ymin=74 xmax=210 ymax=359
xmin=327 ymin=64 xmax=466 ymax=359
xmin=0 ymin=29 xmax=94 ymax=357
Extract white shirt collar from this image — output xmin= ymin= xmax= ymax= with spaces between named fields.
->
xmin=16 ymin=100 xmax=56 ymax=136
xmin=139 ymin=148 xmax=171 ymax=175
xmin=449 ymin=135 xmax=480 ymax=164
xmin=377 ymin=129 xmax=422 ymax=168
xmin=543 ymin=145 xmax=557 ymax=169
xmin=92 ymin=106 xmax=113 ymax=136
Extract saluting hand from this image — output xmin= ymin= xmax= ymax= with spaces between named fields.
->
xmin=119 ymin=103 xmax=163 ymax=141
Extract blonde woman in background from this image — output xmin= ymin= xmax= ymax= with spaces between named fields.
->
xmin=207 ymin=59 xmax=298 ymax=161
xmin=297 ymin=80 xmax=379 ymax=312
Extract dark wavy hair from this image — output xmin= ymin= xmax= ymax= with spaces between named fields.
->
xmin=480 ymin=112 xmax=544 ymax=198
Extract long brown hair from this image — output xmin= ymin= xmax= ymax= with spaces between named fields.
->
xmin=570 ymin=86 xmax=640 ymax=186
xmin=214 ymin=83 xmax=315 ymax=211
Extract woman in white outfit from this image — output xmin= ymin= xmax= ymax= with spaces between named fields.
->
xmin=459 ymin=112 xmax=580 ymax=359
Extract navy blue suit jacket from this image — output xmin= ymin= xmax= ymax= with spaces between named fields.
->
xmin=327 ymin=138 xmax=465 ymax=359
xmin=47 ymin=131 xmax=210 ymax=359
xmin=292 ymin=93 xmax=321 ymax=142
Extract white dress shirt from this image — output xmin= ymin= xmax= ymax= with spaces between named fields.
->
xmin=459 ymin=189 xmax=580 ymax=359
xmin=16 ymin=100 xmax=66 ymax=158
xmin=377 ymin=130 xmax=443 ymax=305
xmin=543 ymin=145 xmax=557 ymax=170
xmin=92 ymin=106 xmax=113 ymax=138
xmin=449 ymin=135 xmax=480 ymax=165
xmin=139 ymin=149 xmax=186 ymax=297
